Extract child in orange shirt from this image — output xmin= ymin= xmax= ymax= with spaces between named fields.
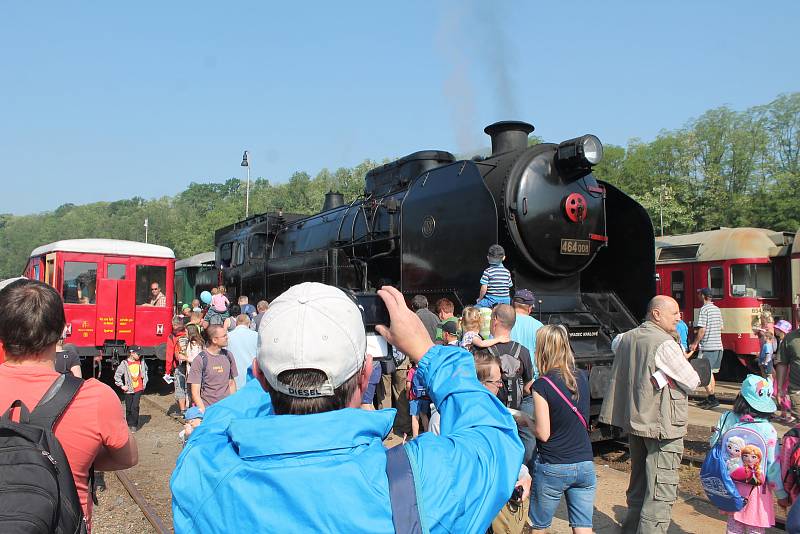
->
xmin=114 ymin=346 xmax=149 ymax=432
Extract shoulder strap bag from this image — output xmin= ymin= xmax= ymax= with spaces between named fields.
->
xmin=541 ymin=375 xmax=587 ymax=430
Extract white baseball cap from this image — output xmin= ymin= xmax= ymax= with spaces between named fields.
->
xmin=258 ymin=282 xmax=367 ymax=397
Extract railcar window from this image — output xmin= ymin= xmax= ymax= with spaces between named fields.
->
xmin=708 ymin=266 xmax=724 ymax=298
xmin=249 ymin=233 xmax=268 ymax=258
xmin=107 ymin=263 xmax=126 ymax=280
xmin=136 ymin=265 xmax=167 ymax=306
xmin=63 ymin=262 xmax=97 ymax=304
xmin=730 ymin=264 xmax=774 ymax=298
xmin=220 ymin=243 xmax=233 ymax=268
xmin=33 ymin=264 xmax=40 ymax=280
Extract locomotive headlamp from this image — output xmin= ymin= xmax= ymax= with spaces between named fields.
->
xmin=556 ymin=135 xmax=604 ymax=177
xmin=581 ymin=135 xmax=603 ymax=165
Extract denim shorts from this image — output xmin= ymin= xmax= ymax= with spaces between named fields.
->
xmin=699 ymin=349 xmax=723 ymax=373
xmin=409 ymin=399 xmax=430 ymax=417
xmin=173 ymin=365 xmax=187 ymax=400
xmin=476 ymin=294 xmax=511 ymax=308
xmin=530 ymin=460 xmax=596 ymax=529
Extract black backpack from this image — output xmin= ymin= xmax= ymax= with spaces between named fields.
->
xmin=0 ymin=374 xmax=87 ymax=534
xmin=489 ymin=342 xmax=524 ymax=409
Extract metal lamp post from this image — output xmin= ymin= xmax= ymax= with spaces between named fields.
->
xmin=241 ymin=150 xmax=251 ymax=218
xmin=144 ymin=218 xmax=149 ymax=243
xmin=659 ymin=183 xmax=671 ymax=237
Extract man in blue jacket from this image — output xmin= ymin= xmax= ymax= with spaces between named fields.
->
xmin=171 ymin=282 xmax=523 ymax=533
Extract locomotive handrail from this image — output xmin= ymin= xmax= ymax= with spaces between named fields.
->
xmin=336 ymin=196 xmax=363 ymax=245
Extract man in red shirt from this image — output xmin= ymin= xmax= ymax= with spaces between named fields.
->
xmin=0 ymin=279 xmax=138 ymax=531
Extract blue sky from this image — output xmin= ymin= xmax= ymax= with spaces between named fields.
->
xmin=1 ymin=1 xmax=798 ymax=215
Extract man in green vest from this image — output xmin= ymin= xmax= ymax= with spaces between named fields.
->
xmin=600 ymin=295 xmax=701 ymax=534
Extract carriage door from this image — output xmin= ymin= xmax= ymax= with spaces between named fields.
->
xmin=44 ymin=254 xmax=56 ymax=287
xmin=670 ymin=270 xmax=691 ymax=324
xmin=95 ymin=262 xmax=136 ymax=348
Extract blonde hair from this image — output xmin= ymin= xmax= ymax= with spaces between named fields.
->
xmin=461 ymin=306 xmax=481 ymax=333
xmin=740 ymin=444 xmax=763 ymax=474
xmin=535 ymin=324 xmax=579 ymax=399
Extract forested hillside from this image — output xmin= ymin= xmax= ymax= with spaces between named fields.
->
xmin=1 ymin=93 xmax=797 ymax=279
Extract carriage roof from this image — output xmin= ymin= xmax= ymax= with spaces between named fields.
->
xmin=655 ymin=227 xmax=794 ymax=263
xmin=175 ymin=251 xmax=215 ymax=270
xmin=29 ymin=239 xmax=175 ymax=259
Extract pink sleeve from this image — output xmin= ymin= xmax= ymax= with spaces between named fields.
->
xmin=96 ymin=383 xmax=131 ymax=450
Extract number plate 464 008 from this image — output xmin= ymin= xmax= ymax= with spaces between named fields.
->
xmin=560 ymin=239 xmax=590 ymax=256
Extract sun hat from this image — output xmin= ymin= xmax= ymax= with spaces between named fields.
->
xmin=740 ymin=374 xmax=776 ymax=414
xmin=487 ymin=244 xmax=505 ymax=263
xmin=184 ymin=406 xmax=204 ymax=421
xmin=258 ymin=282 xmax=367 ymax=397
xmin=775 ymin=320 xmax=792 ymax=334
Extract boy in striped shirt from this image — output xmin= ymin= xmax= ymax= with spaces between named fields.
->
xmin=477 ymin=244 xmax=513 ymax=308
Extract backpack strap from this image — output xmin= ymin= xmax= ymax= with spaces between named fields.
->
xmin=199 ymin=351 xmax=208 ymax=394
xmin=29 ymin=374 xmax=83 ymax=430
xmin=2 ymin=399 xmax=31 ymax=423
xmin=223 ymin=348 xmax=235 ymax=380
xmin=385 ymin=445 xmax=423 ymax=534
xmin=541 ymin=375 xmax=587 ymax=430
xmin=712 ymin=412 xmax=733 ymax=446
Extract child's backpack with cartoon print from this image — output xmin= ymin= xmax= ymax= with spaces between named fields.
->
xmin=700 ymin=413 xmax=769 ymax=512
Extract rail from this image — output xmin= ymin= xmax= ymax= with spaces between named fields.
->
xmin=115 ymin=470 xmax=172 ymax=534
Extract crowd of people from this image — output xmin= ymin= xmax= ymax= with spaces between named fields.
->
xmin=2 ymin=243 xmax=800 ymax=533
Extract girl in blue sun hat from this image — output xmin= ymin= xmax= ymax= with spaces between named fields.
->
xmin=710 ymin=374 xmax=788 ymax=533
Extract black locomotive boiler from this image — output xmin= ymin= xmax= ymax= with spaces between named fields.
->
xmin=213 ymin=121 xmax=655 ymax=436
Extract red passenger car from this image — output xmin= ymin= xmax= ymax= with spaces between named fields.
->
xmin=23 ymin=239 xmax=176 ymax=364
xmin=656 ymin=228 xmax=796 ymax=376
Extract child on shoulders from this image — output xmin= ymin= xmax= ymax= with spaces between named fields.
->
xmin=205 ymin=286 xmax=230 ymax=325
xmin=477 ymin=244 xmax=512 ymax=308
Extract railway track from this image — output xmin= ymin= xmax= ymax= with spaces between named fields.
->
xmin=115 ymin=471 xmax=172 ymax=534
xmin=93 ymin=392 xmax=182 ymax=534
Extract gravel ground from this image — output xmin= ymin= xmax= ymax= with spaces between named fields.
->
xmin=595 ymin=440 xmax=788 ymax=528
xmin=92 ymin=389 xmax=183 ymax=534
xmin=91 ymin=472 xmax=152 ymax=534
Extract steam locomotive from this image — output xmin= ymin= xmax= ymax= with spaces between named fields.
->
xmin=212 ymin=121 xmax=655 ymax=436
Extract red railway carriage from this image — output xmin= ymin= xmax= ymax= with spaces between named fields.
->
xmin=23 ymin=239 xmax=176 ymax=362
xmin=656 ymin=227 xmax=796 ymax=375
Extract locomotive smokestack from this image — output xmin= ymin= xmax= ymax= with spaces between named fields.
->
xmin=322 ymin=191 xmax=344 ymax=211
xmin=484 ymin=120 xmax=535 ymax=156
